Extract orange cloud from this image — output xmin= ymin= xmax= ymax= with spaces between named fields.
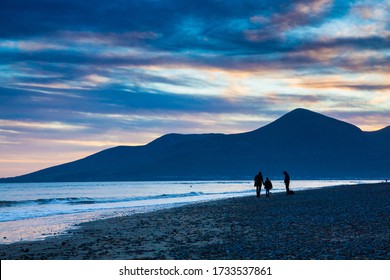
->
xmin=295 ymin=0 xmax=333 ymax=15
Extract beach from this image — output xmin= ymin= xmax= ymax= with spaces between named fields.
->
xmin=0 ymin=183 xmax=389 ymax=260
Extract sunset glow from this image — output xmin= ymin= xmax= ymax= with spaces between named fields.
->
xmin=0 ymin=0 xmax=389 ymax=177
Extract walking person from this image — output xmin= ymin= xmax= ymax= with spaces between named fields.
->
xmin=264 ymin=177 xmax=273 ymax=198
xmin=283 ymin=171 xmax=291 ymax=194
xmin=254 ymin=171 xmax=264 ymax=198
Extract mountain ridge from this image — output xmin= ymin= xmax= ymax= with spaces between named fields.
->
xmin=1 ymin=108 xmax=389 ymax=182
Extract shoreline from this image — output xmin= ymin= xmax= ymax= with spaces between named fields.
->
xmin=0 ymin=182 xmax=389 ymax=259
xmin=3 ymin=180 xmax=371 ymax=244
xmin=0 ymin=202 xmax=195 ymax=245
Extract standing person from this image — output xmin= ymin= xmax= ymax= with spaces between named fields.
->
xmin=283 ymin=171 xmax=290 ymax=194
xmin=264 ymin=177 xmax=273 ymax=198
xmin=254 ymin=171 xmax=264 ymax=198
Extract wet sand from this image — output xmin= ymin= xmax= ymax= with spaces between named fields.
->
xmin=0 ymin=183 xmax=389 ymax=260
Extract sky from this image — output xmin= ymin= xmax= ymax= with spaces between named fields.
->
xmin=0 ymin=0 xmax=389 ymax=178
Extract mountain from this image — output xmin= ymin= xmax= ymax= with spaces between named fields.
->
xmin=2 ymin=108 xmax=390 ymax=182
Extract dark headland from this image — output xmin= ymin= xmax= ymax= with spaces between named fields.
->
xmin=1 ymin=108 xmax=390 ymax=182
xmin=1 ymin=183 xmax=389 ymax=260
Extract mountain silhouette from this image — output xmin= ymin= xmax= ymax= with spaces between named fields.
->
xmin=2 ymin=108 xmax=389 ymax=182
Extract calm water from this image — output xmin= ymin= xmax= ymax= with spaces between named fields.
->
xmin=0 ymin=180 xmax=378 ymax=243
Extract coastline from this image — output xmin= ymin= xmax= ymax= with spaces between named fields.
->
xmin=0 ymin=183 xmax=389 ymax=260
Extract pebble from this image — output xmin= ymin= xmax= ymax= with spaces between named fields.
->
xmin=0 ymin=183 xmax=389 ymax=260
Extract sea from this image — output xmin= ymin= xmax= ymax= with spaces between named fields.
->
xmin=0 ymin=180 xmax=379 ymax=244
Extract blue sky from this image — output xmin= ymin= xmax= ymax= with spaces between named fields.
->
xmin=0 ymin=0 xmax=389 ymax=177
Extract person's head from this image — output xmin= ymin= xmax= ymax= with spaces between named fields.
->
xmin=283 ymin=171 xmax=287 ymax=175
xmin=266 ymin=177 xmax=269 ymax=181
xmin=259 ymin=171 xmax=262 ymax=175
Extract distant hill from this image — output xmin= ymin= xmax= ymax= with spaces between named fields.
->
xmin=2 ymin=108 xmax=390 ymax=182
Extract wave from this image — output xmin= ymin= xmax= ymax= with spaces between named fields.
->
xmin=0 ymin=189 xmax=253 ymax=208
xmin=0 ymin=197 xmax=94 ymax=207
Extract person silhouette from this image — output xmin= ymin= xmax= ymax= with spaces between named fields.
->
xmin=283 ymin=171 xmax=291 ymax=194
xmin=264 ymin=177 xmax=273 ymax=198
xmin=254 ymin=171 xmax=264 ymax=198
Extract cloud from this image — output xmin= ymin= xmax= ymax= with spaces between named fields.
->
xmin=326 ymin=110 xmax=390 ymax=131
xmin=0 ymin=119 xmax=87 ymax=131
xmin=247 ymin=0 xmax=334 ymax=40
xmin=1 ymin=0 xmax=388 ymax=84
xmin=0 ymin=0 xmax=389 ymax=177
